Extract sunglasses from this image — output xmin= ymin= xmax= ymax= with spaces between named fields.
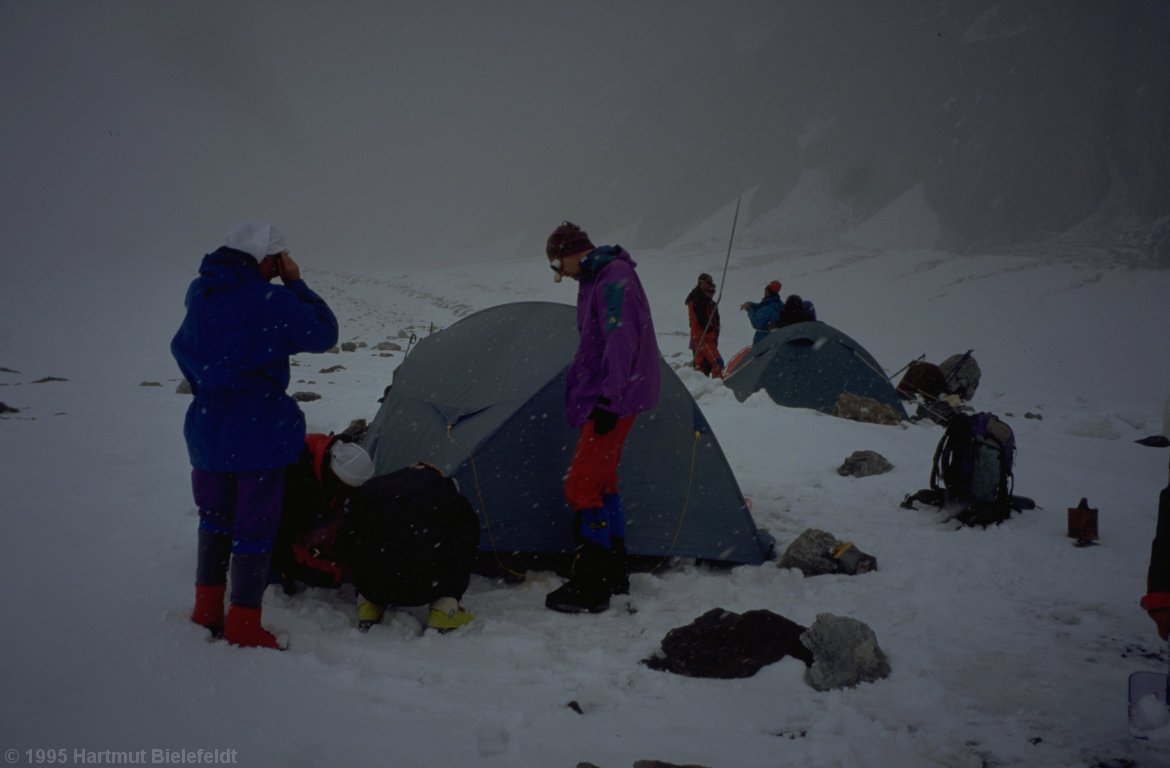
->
xmin=549 ymin=256 xmax=570 ymax=283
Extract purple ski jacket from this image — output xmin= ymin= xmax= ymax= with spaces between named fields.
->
xmin=565 ymin=246 xmax=661 ymax=428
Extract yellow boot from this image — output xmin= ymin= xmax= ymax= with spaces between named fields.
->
xmin=427 ymin=596 xmax=474 ymax=632
xmin=357 ymin=594 xmax=385 ymax=632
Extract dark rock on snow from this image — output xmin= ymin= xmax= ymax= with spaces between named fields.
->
xmin=643 ymin=608 xmax=813 ymax=679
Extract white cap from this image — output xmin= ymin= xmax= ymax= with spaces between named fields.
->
xmin=329 ymin=442 xmax=375 ymax=487
xmin=224 ymin=221 xmax=288 ymax=260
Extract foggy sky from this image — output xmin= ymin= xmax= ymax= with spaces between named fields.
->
xmin=1 ymin=0 xmax=1167 ymax=281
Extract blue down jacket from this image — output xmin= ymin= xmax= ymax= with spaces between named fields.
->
xmin=746 ymin=294 xmax=782 ymax=345
xmin=171 ymin=247 xmax=339 ymax=472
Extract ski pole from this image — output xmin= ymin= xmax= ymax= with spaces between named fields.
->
xmin=887 ymin=354 xmax=926 ymax=382
xmin=940 ymin=349 xmax=974 ymax=390
xmin=694 ymin=196 xmax=740 ymax=363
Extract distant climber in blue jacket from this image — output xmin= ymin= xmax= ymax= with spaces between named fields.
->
xmin=172 ymin=222 xmax=338 ymax=649
xmin=740 ymin=280 xmax=784 ymax=344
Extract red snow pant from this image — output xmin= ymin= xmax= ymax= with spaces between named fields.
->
xmin=690 ymin=333 xmax=724 ymax=378
xmin=564 ymin=415 xmax=636 ymax=512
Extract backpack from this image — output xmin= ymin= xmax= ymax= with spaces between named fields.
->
xmin=775 ymin=294 xmax=816 ymax=328
xmin=272 ymin=434 xmax=354 ymax=592
xmin=896 ymin=361 xmax=947 ymax=402
xmin=938 ymin=351 xmax=981 ymax=401
xmin=903 ymin=412 xmax=1032 ymax=527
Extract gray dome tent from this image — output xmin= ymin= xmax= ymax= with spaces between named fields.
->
xmin=363 ymin=302 xmax=772 ymax=568
xmin=723 ymin=321 xmax=907 ymax=418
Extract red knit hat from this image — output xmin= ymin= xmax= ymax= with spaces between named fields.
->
xmin=545 ymin=221 xmax=595 ymax=260
xmin=767 ymin=280 xmax=782 ymax=295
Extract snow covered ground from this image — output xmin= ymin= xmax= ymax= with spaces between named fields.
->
xmin=2 ymin=226 xmax=1169 ymax=767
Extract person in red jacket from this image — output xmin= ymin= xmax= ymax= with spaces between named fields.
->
xmin=1140 ymin=393 xmax=1170 ymax=639
xmin=685 ymin=273 xmax=723 ymax=378
xmin=274 ymin=433 xmax=374 ymax=592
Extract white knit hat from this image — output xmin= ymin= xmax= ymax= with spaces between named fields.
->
xmin=224 ymin=221 xmax=288 ymax=260
xmin=329 ymin=442 xmax=375 ymax=487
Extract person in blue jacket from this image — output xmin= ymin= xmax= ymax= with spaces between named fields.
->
xmin=740 ymin=280 xmax=784 ymax=344
xmin=172 ymin=222 xmax=338 ymax=649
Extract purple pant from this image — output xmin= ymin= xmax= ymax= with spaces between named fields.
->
xmin=191 ymin=467 xmax=285 ymax=607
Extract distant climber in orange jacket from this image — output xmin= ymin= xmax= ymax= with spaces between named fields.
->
xmin=685 ymin=273 xmax=724 ymax=378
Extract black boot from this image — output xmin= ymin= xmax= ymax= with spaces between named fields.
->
xmin=609 ymin=537 xmax=630 ymax=596
xmin=545 ymin=543 xmax=613 ymax=614
xmin=601 ymin=496 xmax=629 ymax=596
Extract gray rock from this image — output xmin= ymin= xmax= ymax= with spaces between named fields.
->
xmin=340 ymin=341 xmax=359 ymax=352
xmin=939 ymin=353 xmax=981 ymax=401
xmin=837 ymin=450 xmax=893 ymax=477
xmin=139 ymin=381 xmax=162 ymax=387
xmin=176 ymin=379 xmax=192 ymax=395
xmin=778 ymin=529 xmax=839 ymax=576
xmin=292 ymin=391 xmax=321 ymax=402
xmin=801 ymin=613 xmax=891 ymax=691
xmin=833 ymin=392 xmax=902 ymax=425
xmin=375 ymin=341 xmax=402 ymax=351
xmin=338 ymin=418 xmax=369 ymax=444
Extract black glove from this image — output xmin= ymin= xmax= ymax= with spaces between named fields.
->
xmin=589 ymin=405 xmax=619 ymax=436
